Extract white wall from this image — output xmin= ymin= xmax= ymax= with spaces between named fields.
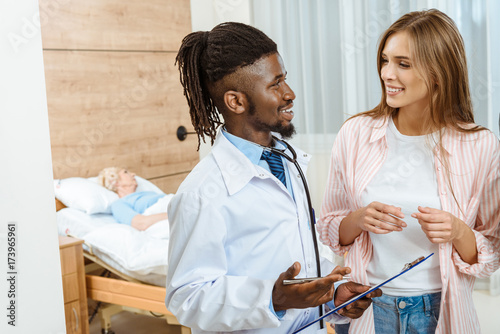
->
xmin=190 ymin=0 xmax=252 ymax=31
xmin=0 ymin=1 xmax=65 ymax=333
xmin=190 ymin=0 xmax=252 ymax=159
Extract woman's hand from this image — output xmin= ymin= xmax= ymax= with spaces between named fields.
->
xmin=412 ymin=206 xmax=464 ymax=243
xmin=412 ymin=206 xmax=478 ymax=264
xmin=131 ymin=213 xmax=168 ymax=231
xmin=353 ymin=201 xmax=406 ymax=234
xmin=339 ymin=202 xmax=406 ymax=246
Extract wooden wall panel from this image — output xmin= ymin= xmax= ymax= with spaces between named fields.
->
xmin=39 ymin=0 xmax=191 ymax=51
xmin=41 ymin=0 xmax=196 ymax=194
xmin=45 ymin=50 xmax=198 ymax=181
xmin=149 ymin=172 xmax=190 ymax=194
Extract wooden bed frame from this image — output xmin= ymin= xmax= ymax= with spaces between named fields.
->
xmin=57 ymin=199 xmax=190 ymax=334
xmin=84 ymin=252 xmax=189 ymax=334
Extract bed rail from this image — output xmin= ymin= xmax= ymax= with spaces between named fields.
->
xmin=86 ymin=275 xmax=190 ymax=334
xmin=86 ymin=275 xmax=169 ymax=315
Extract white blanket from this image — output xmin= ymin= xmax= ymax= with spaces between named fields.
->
xmin=57 ymin=208 xmax=169 ymax=286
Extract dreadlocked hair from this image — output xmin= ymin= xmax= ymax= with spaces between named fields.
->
xmin=176 ymin=22 xmax=277 ymax=149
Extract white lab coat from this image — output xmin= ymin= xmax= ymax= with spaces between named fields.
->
xmin=166 ymin=133 xmax=346 ymax=333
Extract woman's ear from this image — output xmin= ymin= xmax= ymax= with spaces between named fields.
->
xmin=224 ymin=90 xmax=247 ymax=115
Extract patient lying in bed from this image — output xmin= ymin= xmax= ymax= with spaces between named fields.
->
xmin=54 ymin=171 xmax=171 ymax=285
xmin=98 ymin=167 xmax=174 ymax=231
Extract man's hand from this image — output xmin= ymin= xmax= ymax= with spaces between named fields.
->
xmin=334 ymin=281 xmax=382 ymax=319
xmin=272 ymin=262 xmax=350 ymax=311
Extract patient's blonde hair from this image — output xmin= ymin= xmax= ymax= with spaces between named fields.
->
xmin=98 ymin=167 xmax=121 ymax=192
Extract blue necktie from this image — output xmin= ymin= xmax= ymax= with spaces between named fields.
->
xmin=261 ymin=150 xmax=286 ymax=187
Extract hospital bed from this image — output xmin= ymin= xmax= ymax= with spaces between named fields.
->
xmin=54 ymin=176 xmax=190 ymax=334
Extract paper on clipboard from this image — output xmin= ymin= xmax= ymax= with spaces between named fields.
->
xmin=292 ymin=253 xmax=434 ymax=334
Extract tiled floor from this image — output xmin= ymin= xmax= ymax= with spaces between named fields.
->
xmin=88 ymin=291 xmax=500 ymax=333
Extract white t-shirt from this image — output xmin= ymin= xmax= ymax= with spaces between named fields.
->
xmin=362 ymin=118 xmax=442 ymax=296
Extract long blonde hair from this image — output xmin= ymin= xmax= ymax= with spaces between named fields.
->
xmin=359 ymin=9 xmax=482 ymax=136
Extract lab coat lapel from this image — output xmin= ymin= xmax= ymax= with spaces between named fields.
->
xmin=211 ymin=132 xmax=262 ymax=196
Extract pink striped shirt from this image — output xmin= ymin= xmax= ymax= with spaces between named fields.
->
xmin=318 ymin=115 xmax=500 ymax=334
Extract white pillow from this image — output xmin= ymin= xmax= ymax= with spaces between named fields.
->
xmin=54 ymin=177 xmax=118 ymax=214
xmin=86 ymin=176 xmax=164 ymax=194
xmin=54 ymin=176 xmax=164 ymax=214
xmin=130 ymin=176 xmax=164 ymax=194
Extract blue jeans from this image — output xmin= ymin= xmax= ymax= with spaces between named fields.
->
xmin=334 ymin=292 xmax=441 ymax=334
xmin=334 ymin=323 xmax=350 ymax=334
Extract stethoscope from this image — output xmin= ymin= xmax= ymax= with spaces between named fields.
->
xmin=261 ymin=136 xmax=325 ymax=328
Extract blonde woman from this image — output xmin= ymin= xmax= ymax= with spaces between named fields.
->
xmin=318 ymin=9 xmax=499 ymax=334
xmin=98 ymin=167 xmax=172 ymax=230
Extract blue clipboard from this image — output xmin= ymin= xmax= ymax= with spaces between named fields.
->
xmin=292 ymin=253 xmax=434 ymax=334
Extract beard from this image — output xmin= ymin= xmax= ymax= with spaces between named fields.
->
xmin=270 ymin=121 xmax=296 ymax=140
xmin=247 ymin=100 xmax=296 ymax=140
